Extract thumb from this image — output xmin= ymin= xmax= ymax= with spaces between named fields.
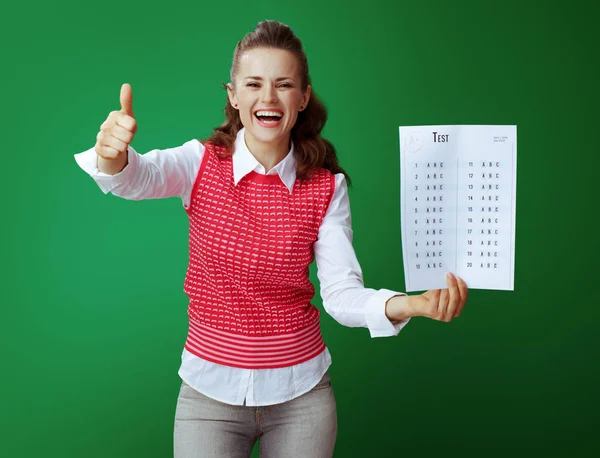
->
xmin=120 ymin=83 xmax=135 ymax=118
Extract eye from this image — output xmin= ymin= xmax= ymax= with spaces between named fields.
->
xmin=246 ymin=82 xmax=260 ymax=87
xmin=279 ymin=83 xmax=293 ymax=88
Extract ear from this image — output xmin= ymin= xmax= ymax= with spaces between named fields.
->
xmin=226 ymin=83 xmax=238 ymax=108
xmin=300 ymin=84 xmax=312 ymax=111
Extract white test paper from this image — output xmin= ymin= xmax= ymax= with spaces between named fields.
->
xmin=399 ymin=125 xmax=517 ymax=292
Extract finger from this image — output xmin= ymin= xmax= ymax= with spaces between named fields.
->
xmin=103 ymin=122 xmax=135 ymax=145
xmin=120 ymin=83 xmax=135 ymax=118
xmin=95 ymin=143 xmax=121 ymax=160
xmin=455 ymin=277 xmax=468 ymax=317
xmin=446 ymin=272 xmax=459 ymax=320
xmin=107 ymin=110 xmax=136 ymax=134
xmin=96 ymin=133 xmax=128 ymax=158
xmin=115 ymin=112 xmax=137 ymax=134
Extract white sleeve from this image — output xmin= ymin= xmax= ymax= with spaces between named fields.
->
xmin=73 ymin=139 xmax=204 ymax=209
xmin=314 ymin=173 xmax=410 ymax=338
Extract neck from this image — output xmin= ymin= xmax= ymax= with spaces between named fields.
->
xmin=244 ymin=131 xmax=290 ymax=172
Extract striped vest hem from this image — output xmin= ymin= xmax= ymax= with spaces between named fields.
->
xmin=184 ymin=319 xmax=327 ymax=369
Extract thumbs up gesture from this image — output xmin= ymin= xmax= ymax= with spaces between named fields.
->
xmin=94 ymin=83 xmax=138 ymax=174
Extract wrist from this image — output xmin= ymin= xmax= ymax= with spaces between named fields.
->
xmin=385 ymin=295 xmax=414 ymax=322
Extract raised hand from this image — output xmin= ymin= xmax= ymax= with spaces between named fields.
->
xmin=94 ymin=83 xmax=138 ymax=174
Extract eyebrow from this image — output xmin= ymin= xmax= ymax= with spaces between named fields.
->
xmin=243 ymin=76 xmax=295 ymax=81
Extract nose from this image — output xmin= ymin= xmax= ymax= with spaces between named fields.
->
xmin=260 ymin=85 xmax=277 ymax=104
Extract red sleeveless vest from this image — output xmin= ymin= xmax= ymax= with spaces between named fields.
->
xmin=182 ymin=142 xmax=336 ymax=369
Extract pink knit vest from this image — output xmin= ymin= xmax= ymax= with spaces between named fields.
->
xmin=183 ymin=141 xmax=336 ymax=369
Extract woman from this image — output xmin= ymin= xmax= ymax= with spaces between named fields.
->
xmin=74 ymin=19 xmax=467 ymax=458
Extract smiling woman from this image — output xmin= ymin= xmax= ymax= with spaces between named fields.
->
xmin=228 ymin=47 xmax=311 ymax=169
xmin=74 ymin=18 xmax=468 ymax=458
xmin=205 ymin=20 xmax=351 ymax=183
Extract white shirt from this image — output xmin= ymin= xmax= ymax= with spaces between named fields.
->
xmin=74 ymin=128 xmax=410 ymax=406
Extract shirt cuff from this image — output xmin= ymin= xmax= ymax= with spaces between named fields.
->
xmin=73 ymin=145 xmax=138 ymax=194
xmin=365 ymin=289 xmax=411 ymax=338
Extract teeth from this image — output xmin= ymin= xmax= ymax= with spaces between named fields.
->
xmin=256 ymin=111 xmax=282 ymax=117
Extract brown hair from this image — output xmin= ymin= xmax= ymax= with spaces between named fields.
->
xmin=202 ymin=20 xmax=351 ymax=186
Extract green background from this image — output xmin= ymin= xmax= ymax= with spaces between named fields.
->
xmin=3 ymin=0 xmax=599 ymax=456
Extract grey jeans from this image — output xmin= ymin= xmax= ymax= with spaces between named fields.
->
xmin=173 ymin=371 xmax=337 ymax=458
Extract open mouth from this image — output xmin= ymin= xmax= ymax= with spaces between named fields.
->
xmin=254 ymin=110 xmax=283 ymax=126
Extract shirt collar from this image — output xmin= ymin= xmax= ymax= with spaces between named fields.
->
xmin=232 ymin=127 xmax=297 ymax=193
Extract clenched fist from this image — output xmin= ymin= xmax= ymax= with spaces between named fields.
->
xmin=94 ymin=83 xmax=138 ymax=175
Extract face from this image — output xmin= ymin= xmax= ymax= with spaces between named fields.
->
xmin=227 ymin=47 xmax=311 ymax=155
